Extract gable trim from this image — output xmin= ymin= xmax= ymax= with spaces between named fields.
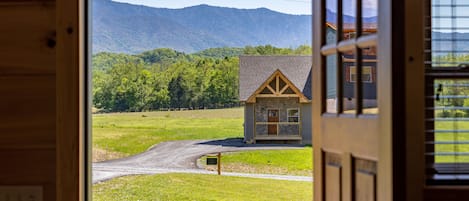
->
xmin=246 ymin=69 xmax=309 ymax=103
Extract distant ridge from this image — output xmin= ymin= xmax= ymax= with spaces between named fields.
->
xmin=93 ymin=0 xmax=312 ymax=54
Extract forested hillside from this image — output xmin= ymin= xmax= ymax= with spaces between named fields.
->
xmin=92 ymin=45 xmax=312 ymax=112
xmin=93 ymin=0 xmax=311 ymax=54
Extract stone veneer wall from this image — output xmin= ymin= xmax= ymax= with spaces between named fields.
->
xmin=255 ymin=97 xmax=300 ymax=135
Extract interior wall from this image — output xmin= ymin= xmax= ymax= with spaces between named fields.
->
xmin=0 ymin=1 xmax=57 ymax=200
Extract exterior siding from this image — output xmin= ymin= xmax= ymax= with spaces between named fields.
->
xmin=326 ymin=26 xmax=378 ymax=111
xmin=342 ymin=61 xmax=378 ymax=110
xmin=343 ymin=61 xmax=377 ymax=99
xmin=301 ymin=103 xmax=312 ymax=144
xmin=326 ymin=53 xmax=337 ymax=99
xmin=326 ymin=27 xmax=337 ymax=44
xmin=244 ymin=103 xmax=255 ymax=143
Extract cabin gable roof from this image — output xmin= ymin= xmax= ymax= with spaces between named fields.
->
xmin=246 ymin=69 xmax=309 ymax=103
xmin=239 ymin=56 xmax=312 ymax=102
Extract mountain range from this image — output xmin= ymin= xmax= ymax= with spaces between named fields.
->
xmin=93 ymin=0 xmax=312 ymax=54
xmin=93 ymin=0 xmax=469 ymax=55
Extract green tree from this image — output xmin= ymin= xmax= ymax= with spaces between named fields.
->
xmin=92 ymin=45 xmax=310 ymax=111
xmin=168 ymin=75 xmax=186 ymax=108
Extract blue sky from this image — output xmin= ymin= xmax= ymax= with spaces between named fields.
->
xmin=113 ymin=0 xmax=312 ymax=15
xmin=326 ymin=0 xmax=378 ymax=17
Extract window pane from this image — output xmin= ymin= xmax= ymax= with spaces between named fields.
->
xmin=362 ymin=67 xmax=372 ymax=82
xmin=433 ymin=6 xmax=469 ymax=17
xmin=288 ymin=109 xmax=299 ymax=117
xmin=349 ymin=67 xmax=357 ymax=82
xmin=343 ymin=0 xmax=356 ymax=40
xmin=433 ymin=18 xmax=469 ymax=29
xmin=343 ymin=51 xmax=357 ymax=114
xmin=432 ymin=0 xmax=467 ymax=4
xmin=432 ymin=41 xmax=469 ymax=52
xmin=430 ymin=0 xmax=469 ymax=68
xmin=362 ymin=48 xmax=378 ymax=114
xmin=326 ymin=0 xmax=337 ymax=44
xmin=288 ymin=117 xmax=299 ymax=122
xmin=433 ymin=79 xmax=469 ymax=165
xmin=363 ymin=0 xmax=378 ymax=34
xmin=326 ymin=54 xmax=338 ymax=113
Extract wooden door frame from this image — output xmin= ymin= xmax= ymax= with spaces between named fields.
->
xmin=400 ymin=0 xmax=426 ymax=200
xmin=311 ymin=2 xmax=322 ymax=199
xmin=56 ymin=0 xmax=89 ymax=200
xmin=55 ymin=0 xmax=425 ymax=200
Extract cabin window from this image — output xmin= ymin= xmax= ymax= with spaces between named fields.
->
xmin=321 ymin=0 xmax=378 ymax=115
xmin=349 ymin=66 xmax=373 ymax=83
xmin=288 ymin=108 xmax=300 ymax=122
xmin=345 ymin=32 xmax=357 ymax=40
xmin=425 ymin=0 xmax=469 ymax=184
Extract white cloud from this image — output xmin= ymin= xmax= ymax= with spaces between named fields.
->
xmin=362 ymin=0 xmax=378 ymax=17
xmin=363 ymin=0 xmax=378 ymax=9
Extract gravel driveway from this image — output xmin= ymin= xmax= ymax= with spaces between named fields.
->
xmin=93 ymin=138 xmax=312 ymax=183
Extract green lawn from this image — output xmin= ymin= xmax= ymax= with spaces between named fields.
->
xmin=93 ymin=173 xmax=312 ymax=201
xmin=200 ymin=147 xmax=313 ymax=176
xmin=435 ymin=121 xmax=469 ymax=163
xmin=93 ymin=108 xmax=244 ymax=161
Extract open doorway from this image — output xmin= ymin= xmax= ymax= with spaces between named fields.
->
xmin=89 ymin=0 xmax=313 ymax=200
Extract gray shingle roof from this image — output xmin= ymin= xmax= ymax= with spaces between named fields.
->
xmin=239 ymin=55 xmax=312 ymax=101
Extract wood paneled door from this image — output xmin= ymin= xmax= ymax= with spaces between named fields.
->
xmin=267 ymin=109 xmax=279 ymax=135
xmin=312 ymin=0 xmax=393 ymax=200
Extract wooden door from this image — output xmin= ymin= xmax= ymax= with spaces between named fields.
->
xmin=268 ymin=109 xmax=279 ymax=135
xmin=312 ymin=0 xmax=392 ymax=200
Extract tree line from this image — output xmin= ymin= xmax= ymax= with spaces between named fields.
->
xmin=92 ymin=45 xmax=312 ymax=112
xmin=431 ymin=54 xmax=469 ymax=118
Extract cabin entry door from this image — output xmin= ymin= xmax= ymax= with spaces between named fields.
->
xmin=267 ymin=109 xmax=279 ymax=135
xmin=312 ymin=0 xmax=391 ymax=200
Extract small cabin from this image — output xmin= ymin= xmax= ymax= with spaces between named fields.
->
xmin=239 ymin=56 xmax=312 ymax=144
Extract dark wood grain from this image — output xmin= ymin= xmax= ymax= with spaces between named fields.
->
xmin=0 ymin=3 xmax=55 ymax=75
xmin=0 ymin=149 xmax=56 ymax=201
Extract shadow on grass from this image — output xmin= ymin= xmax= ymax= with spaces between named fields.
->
xmin=197 ymin=138 xmax=305 ymax=148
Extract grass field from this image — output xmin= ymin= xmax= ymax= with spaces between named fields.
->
xmin=93 ymin=108 xmax=244 ymax=161
xmin=200 ymin=147 xmax=313 ymax=176
xmin=435 ymin=121 xmax=469 ymax=163
xmin=93 ymin=173 xmax=312 ymax=201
